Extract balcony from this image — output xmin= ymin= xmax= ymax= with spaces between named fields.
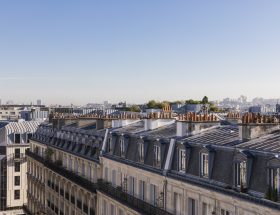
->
xmin=26 ymin=150 xmax=172 ymax=215
xmin=13 ymin=153 xmax=26 ymax=161
xmin=26 ymin=150 xmax=96 ymax=193
xmin=97 ymin=179 xmax=172 ymax=215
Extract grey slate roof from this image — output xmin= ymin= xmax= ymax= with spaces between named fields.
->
xmin=238 ymin=131 xmax=280 ymax=154
xmin=182 ymin=125 xmax=240 ymax=146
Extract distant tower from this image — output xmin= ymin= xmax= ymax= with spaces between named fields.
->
xmin=37 ymin=99 xmax=42 ymax=106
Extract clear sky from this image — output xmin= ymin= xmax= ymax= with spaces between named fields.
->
xmin=0 ymin=1 xmax=280 ymax=105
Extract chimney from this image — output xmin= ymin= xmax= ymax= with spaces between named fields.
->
xmin=239 ymin=113 xmax=280 ymax=141
xmin=112 ymin=113 xmax=140 ymax=128
xmin=176 ymin=113 xmax=220 ymax=137
xmin=144 ymin=112 xmax=175 ymax=131
xmin=226 ymin=112 xmax=242 ymax=125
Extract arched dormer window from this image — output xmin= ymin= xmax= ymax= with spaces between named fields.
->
xmin=178 ymin=148 xmax=186 ymax=172
xmin=107 ymin=135 xmax=113 ymax=153
xmin=120 ymin=137 xmax=125 ymax=157
xmin=267 ymin=156 xmax=280 ymax=199
xmin=234 ymin=160 xmax=247 ymax=188
xmin=137 ymin=140 xmax=145 ymax=163
xmin=199 ymin=145 xmax=216 ymax=179
xmin=233 ymin=150 xmax=253 ymax=190
xmin=153 ymin=141 xmax=161 ymax=167
xmin=200 ymin=152 xmax=209 ymax=178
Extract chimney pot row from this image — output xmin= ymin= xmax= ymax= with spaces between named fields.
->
xmin=241 ymin=113 xmax=279 ymax=124
xmin=227 ymin=112 xmax=241 ymax=119
xmin=178 ymin=113 xmax=218 ymax=122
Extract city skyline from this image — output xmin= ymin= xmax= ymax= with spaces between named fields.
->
xmin=1 ymin=1 xmax=280 ymax=104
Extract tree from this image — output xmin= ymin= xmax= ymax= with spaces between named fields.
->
xmin=185 ymin=99 xmax=200 ymax=105
xmin=147 ymin=100 xmax=163 ymax=109
xmin=147 ymin=100 xmax=158 ymax=109
xmin=127 ymin=105 xmax=141 ymax=112
xmin=202 ymin=96 xmax=209 ymax=104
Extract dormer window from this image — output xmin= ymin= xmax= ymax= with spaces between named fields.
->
xmin=179 ymin=149 xmax=186 ymax=172
xmin=268 ymin=168 xmax=280 ymax=194
xmin=14 ymin=134 xmax=21 ymax=144
xmin=120 ymin=138 xmax=125 ymax=157
xmin=107 ymin=137 xmax=112 ymax=153
xmin=235 ymin=161 xmax=247 ymax=188
xmin=138 ymin=142 xmax=144 ymax=163
xmin=200 ymin=153 xmax=209 ymax=178
xmin=26 ymin=133 xmax=32 ymax=143
xmin=154 ymin=145 xmax=161 ymax=167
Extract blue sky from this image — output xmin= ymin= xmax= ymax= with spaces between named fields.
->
xmin=0 ymin=1 xmax=280 ymax=105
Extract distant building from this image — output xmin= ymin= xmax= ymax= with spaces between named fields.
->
xmin=20 ymin=107 xmax=49 ymax=122
xmin=249 ymin=106 xmax=262 ymax=113
xmin=185 ymin=104 xmax=203 ymax=113
xmin=0 ymin=121 xmax=39 ymax=214
xmin=276 ymin=104 xmax=280 ymax=113
xmin=36 ymin=99 xmax=42 ymax=106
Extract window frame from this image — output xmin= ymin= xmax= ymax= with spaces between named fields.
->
xmin=120 ymin=138 xmax=125 ymax=157
xmin=235 ymin=160 xmax=247 ymax=188
xmin=138 ymin=142 xmax=145 ymax=163
xmin=15 ymin=162 xmax=20 ymax=172
xmin=14 ymin=133 xmax=21 ymax=144
xmin=154 ymin=145 xmax=161 ymax=167
xmin=14 ymin=190 xmax=20 ymax=200
xmin=14 ymin=176 xmax=20 ymax=186
xmin=178 ymin=149 xmax=186 ymax=172
xmin=268 ymin=167 xmax=280 ymax=193
xmin=200 ymin=153 xmax=209 ymax=178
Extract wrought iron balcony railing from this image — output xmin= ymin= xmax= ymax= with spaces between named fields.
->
xmin=13 ymin=153 xmax=26 ymax=161
xmin=26 ymin=150 xmax=172 ymax=215
xmin=97 ymin=179 xmax=172 ymax=215
xmin=26 ymin=150 xmax=96 ymax=193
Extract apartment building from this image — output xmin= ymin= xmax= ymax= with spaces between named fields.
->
xmin=25 ymin=113 xmax=280 ymax=215
xmin=0 ymin=121 xmax=39 ymax=214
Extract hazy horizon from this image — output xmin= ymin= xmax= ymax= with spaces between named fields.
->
xmin=1 ymin=1 xmax=280 ymax=105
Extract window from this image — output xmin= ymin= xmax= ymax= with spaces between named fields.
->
xmin=235 ymin=161 xmax=247 ymax=187
xmin=154 ymin=145 xmax=161 ymax=167
xmin=120 ymin=138 xmax=125 ymax=157
xmin=14 ymin=176 xmax=20 ymax=186
xmin=15 ymin=148 xmax=20 ymax=159
xmin=104 ymin=167 xmax=109 ymax=181
xmin=138 ymin=142 xmax=144 ymax=162
xmin=150 ymin=184 xmax=157 ymax=206
xmin=15 ymin=134 xmax=21 ymax=143
xmin=14 ymin=190 xmax=20 ymax=200
xmin=200 ymin=153 xmax=209 ymax=178
xmin=128 ymin=176 xmax=135 ymax=196
xmin=179 ymin=149 xmax=186 ymax=172
xmin=174 ymin=193 xmax=181 ymax=215
xmin=118 ymin=209 xmax=124 ymax=215
xmin=112 ymin=170 xmax=117 ymax=187
xmin=139 ymin=180 xmax=145 ymax=201
xmin=102 ymin=200 xmax=107 ymax=215
xmin=108 ymin=137 xmax=112 ymax=153
xmin=15 ymin=162 xmax=20 ymax=172
xmin=188 ymin=198 xmax=196 ymax=215
xmin=202 ymin=202 xmax=208 ymax=215
xmin=268 ymin=168 xmax=280 ymax=193
xmin=27 ymin=133 xmax=32 ymax=143
xmin=110 ymin=204 xmax=115 ymax=215
xmin=221 ymin=209 xmax=230 ymax=215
